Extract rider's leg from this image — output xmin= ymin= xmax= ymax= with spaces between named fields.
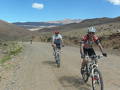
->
xmin=55 ymin=44 xmax=61 ymax=66
xmin=88 ymin=48 xmax=96 ymax=56
xmin=56 ymin=44 xmax=62 ymax=52
xmin=81 ymin=58 xmax=87 ymax=68
xmin=52 ymin=44 xmax=56 ymax=56
xmin=81 ymin=48 xmax=88 ymax=74
xmin=88 ymin=48 xmax=97 ymax=63
xmin=81 ymin=58 xmax=88 ymax=74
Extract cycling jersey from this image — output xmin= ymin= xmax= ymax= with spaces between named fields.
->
xmin=81 ymin=34 xmax=100 ymax=48
xmin=52 ymin=34 xmax=62 ymax=44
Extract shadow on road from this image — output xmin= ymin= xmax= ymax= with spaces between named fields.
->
xmin=58 ymin=76 xmax=91 ymax=90
xmin=42 ymin=60 xmax=57 ymax=68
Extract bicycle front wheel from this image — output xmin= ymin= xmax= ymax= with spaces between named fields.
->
xmin=91 ymin=69 xmax=104 ymax=90
xmin=56 ymin=53 xmax=60 ymax=68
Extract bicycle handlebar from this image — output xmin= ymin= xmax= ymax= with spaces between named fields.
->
xmin=85 ymin=55 xmax=104 ymax=59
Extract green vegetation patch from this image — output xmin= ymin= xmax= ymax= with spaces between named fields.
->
xmin=0 ymin=55 xmax=11 ymax=64
xmin=0 ymin=41 xmax=23 ymax=64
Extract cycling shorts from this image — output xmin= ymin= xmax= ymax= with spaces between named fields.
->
xmin=55 ymin=43 xmax=61 ymax=49
xmin=83 ymin=48 xmax=96 ymax=56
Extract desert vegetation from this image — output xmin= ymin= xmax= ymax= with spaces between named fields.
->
xmin=33 ymin=23 xmax=120 ymax=52
xmin=0 ymin=41 xmax=23 ymax=64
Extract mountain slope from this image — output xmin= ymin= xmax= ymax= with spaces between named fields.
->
xmin=13 ymin=19 xmax=82 ymax=30
xmin=47 ymin=19 xmax=82 ymax=24
xmin=35 ymin=17 xmax=120 ymax=32
xmin=13 ymin=22 xmax=63 ymax=29
xmin=0 ymin=20 xmax=32 ymax=40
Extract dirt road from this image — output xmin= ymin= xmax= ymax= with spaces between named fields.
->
xmin=1 ymin=42 xmax=120 ymax=90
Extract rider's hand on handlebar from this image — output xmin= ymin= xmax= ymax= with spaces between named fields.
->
xmin=81 ymin=54 xmax=85 ymax=58
xmin=52 ymin=44 xmax=55 ymax=47
xmin=62 ymin=44 xmax=65 ymax=47
xmin=102 ymin=53 xmax=107 ymax=57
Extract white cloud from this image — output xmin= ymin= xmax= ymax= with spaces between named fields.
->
xmin=32 ymin=3 xmax=44 ymax=10
xmin=107 ymin=0 xmax=120 ymax=5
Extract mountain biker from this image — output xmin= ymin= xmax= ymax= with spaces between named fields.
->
xmin=52 ymin=31 xmax=64 ymax=53
xmin=80 ymin=27 xmax=107 ymax=74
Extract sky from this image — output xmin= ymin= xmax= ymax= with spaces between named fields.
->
xmin=0 ymin=0 xmax=120 ymax=22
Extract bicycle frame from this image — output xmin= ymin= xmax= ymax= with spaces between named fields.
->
xmin=82 ymin=55 xmax=104 ymax=90
xmin=54 ymin=47 xmax=60 ymax=56
xmin=54 ymin=47 xmax=61 ymax=67
xmin=85 ymin=55 xmax=103 ymax=78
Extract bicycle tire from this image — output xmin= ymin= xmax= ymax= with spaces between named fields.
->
xmin=54 ymin=52 xmax=58 ymax=64
xmin=91 ymin=69 xmax=104 ymax=90
xmin=57 ymin=53 xmax=60 ymax=68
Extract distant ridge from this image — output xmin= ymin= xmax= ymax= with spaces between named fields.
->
xmin=13 ymin=19 xmax=82 ymax=30
xmin=35 ymin=17 xmax=120 ymax=32
xmin=47 ymin=19 xmax=82 ymax=24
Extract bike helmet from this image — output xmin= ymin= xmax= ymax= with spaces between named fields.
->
xmin=88 ymin=27 xmax=96 ymax=33
xmin=54 ymin=31 xmax=60 ymax=34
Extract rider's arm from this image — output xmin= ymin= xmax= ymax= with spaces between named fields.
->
xmin=80 ymin=43 xmax=84 ymax=54
xmin=94 ymin=37 xmax=107 ymax=56
xmin=94 ymin=36 xmax=104 ymax=54
xmin=61 ymin=38 xmax=64 ymax=46
xmin=97 ymin=42 xmax=107 ymax=56
xmin=59 ymin=34 xmax=64 ymax=46
xmin=95 ymin=39 xmax=104 ymax=53
xmin=61 ymin=39 xmax=64 ymax=45
xmin=80 ymin=41 xmax=85 ymax=58
xmin=80 ymin=36 xmax=86 ymax=58
xmin=52 ymin=36 xmax=55 ymax=45
xmin=98 ymin=42 xmax=104 ymax=53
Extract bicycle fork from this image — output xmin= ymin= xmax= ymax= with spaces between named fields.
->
xmin=91 ymin=64 xmax=99 ymax=81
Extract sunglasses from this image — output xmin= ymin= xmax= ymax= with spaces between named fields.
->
xmin=88 ymin=32 xmax=95 ymax=34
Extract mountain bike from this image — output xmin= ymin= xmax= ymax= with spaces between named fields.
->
xmin=54 ymin=47 xmax=61 ymax=68
xmin=81 ymin=55 xmax=105 ymax=90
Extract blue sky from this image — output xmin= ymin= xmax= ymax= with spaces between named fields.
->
xmin=0 ymin=0 xmax=120 ymax=22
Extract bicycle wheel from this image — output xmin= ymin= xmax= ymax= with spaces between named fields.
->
xmin=57 ymin=53 xmax=60 ymax=68
xmin=54 ymin=52 xmax=58 ymax=64
xmin=91 ymin=69 xmax=104 ymax=90
xmin=81 ymin=65 xmax=89 ymax=83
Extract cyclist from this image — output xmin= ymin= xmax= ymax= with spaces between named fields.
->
xmin=52 ymin=31 xmax=64 ymax=54
xmin=80 ymin=27 xmax=107 ymax=74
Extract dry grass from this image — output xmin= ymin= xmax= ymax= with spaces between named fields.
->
xmin=0 ymin=41 xmax=23 ymax=64
xmin=34 ymin=22 xmax=120 ymax=51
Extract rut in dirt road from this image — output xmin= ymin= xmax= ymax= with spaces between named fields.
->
xmin=1 ymin=42 xmax=120 ymax=90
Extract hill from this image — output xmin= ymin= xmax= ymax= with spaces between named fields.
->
xmin=36 ymin=17 xmax=120 ymax=33
xmin=0 ymin=20 xmax=32 ymax=40
xmin=32 ymin=17 xmax=120 ymax=52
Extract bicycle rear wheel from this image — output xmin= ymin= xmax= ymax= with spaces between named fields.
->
xmin=91 ymin=69 xmax=104 ymax=90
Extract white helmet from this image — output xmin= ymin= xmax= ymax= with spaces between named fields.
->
xmin=88 ymin=27 xmax=96 ymax=33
